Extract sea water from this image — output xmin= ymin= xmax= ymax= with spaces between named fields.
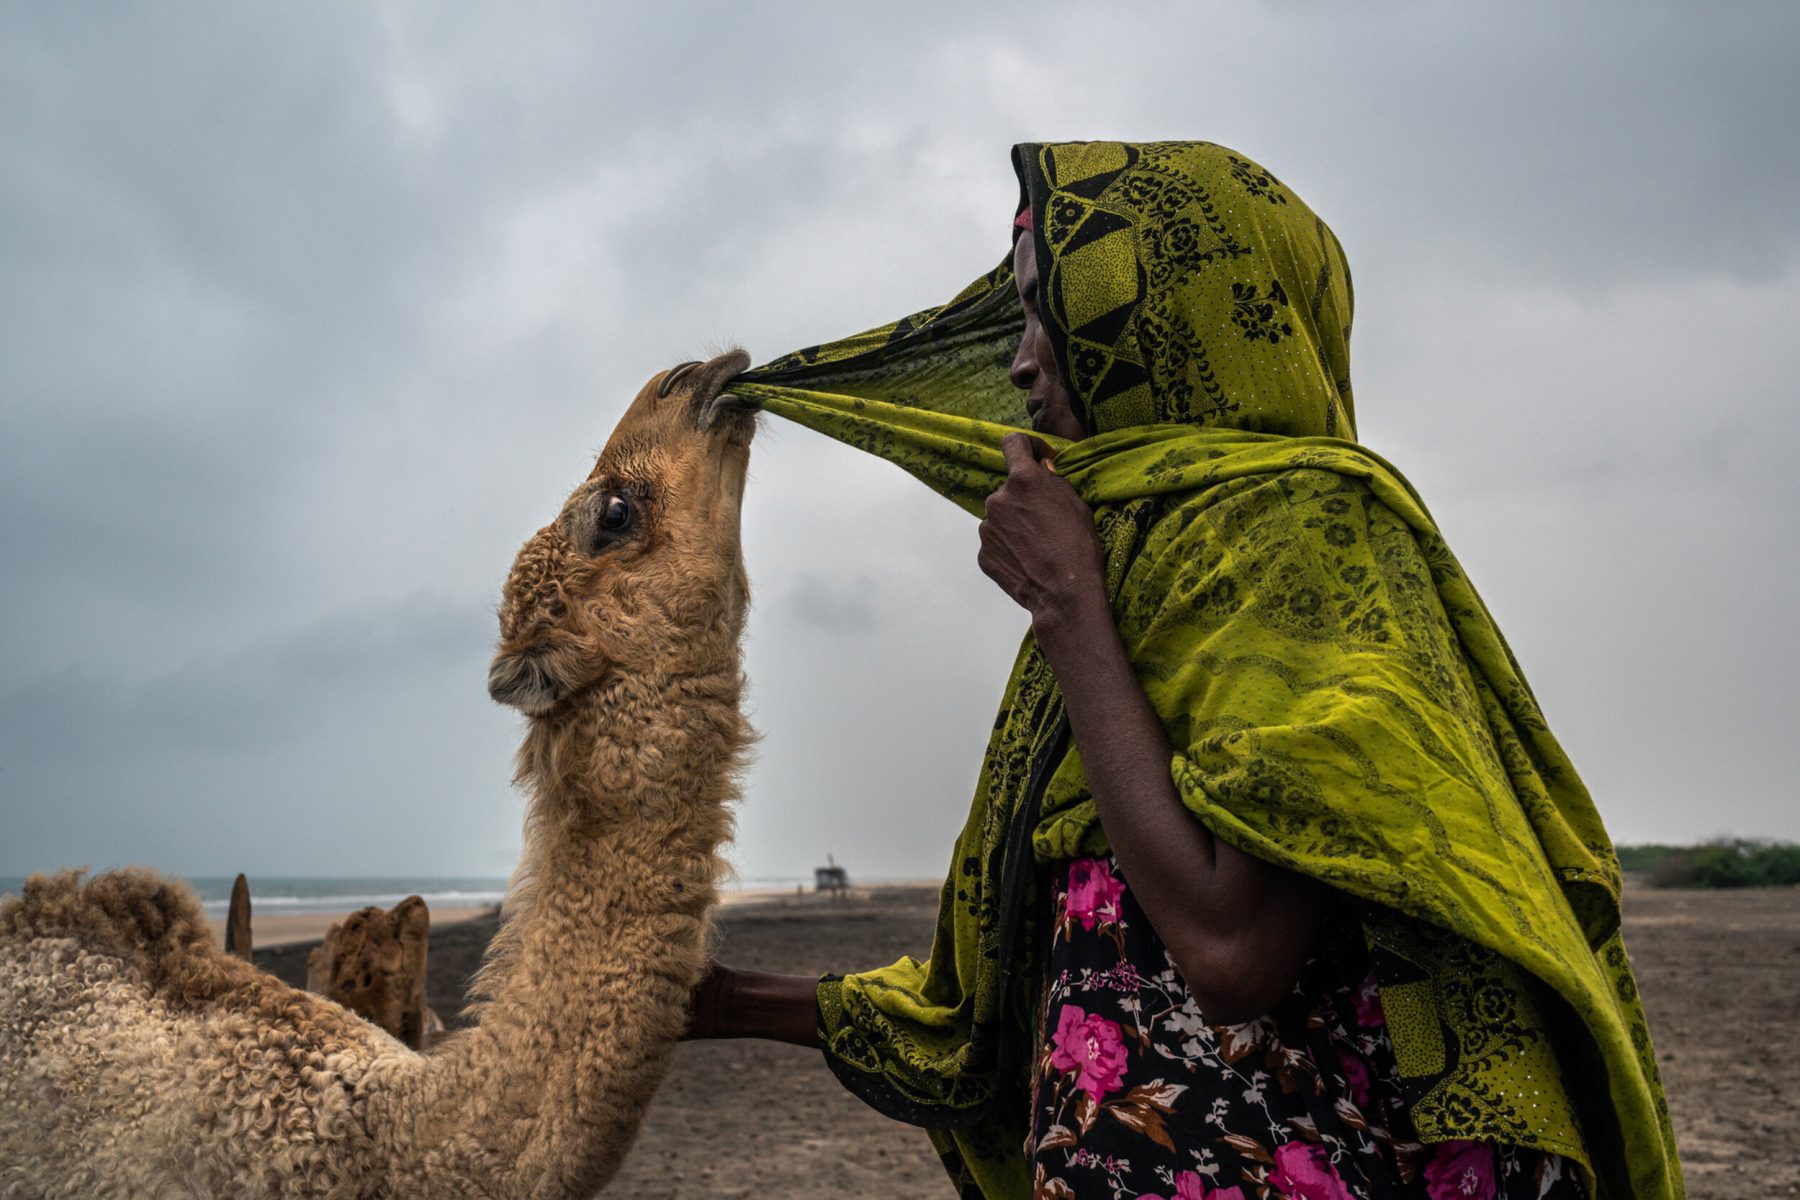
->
xmin=0 ymin=873 xmax=820 ymax=919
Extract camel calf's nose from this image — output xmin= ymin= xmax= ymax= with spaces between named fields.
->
xmin=680 ymin=349 xmax=750 ymax=406
xmin=680 ymin=348 xmax=755 ymax=434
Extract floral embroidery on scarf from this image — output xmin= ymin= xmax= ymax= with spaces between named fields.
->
xmin=1229 ymin=280 xmax=1295 ymax=344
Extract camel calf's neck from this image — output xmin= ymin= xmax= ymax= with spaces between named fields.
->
xmin=380 ymin=665 xmax=748 ymax=1194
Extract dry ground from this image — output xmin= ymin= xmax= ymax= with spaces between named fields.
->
xmin=1620 ymin=886 xmax=1800 ymax=1199
xmin=254 ymin=883 xmax=1800 ymax=1199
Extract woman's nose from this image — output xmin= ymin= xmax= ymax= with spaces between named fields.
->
xmin=1009 ymin=334 xmax=1037 ymax=392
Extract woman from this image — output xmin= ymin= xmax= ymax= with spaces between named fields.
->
xmin=691 ymin=142 xmax=1679 ymax=1200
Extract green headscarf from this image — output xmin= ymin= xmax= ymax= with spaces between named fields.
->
xmin=730 ymin=142 xmax=1680 ymax=1200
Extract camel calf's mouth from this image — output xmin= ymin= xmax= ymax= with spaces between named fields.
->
xmin=699 ymin=391 xmax=757 ymax=445
xmin=487 ymin=646 xmax=566 ymax=715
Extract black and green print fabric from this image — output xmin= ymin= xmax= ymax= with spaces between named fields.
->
xmin=728 ymin=142 xmax=1680 ymax=1200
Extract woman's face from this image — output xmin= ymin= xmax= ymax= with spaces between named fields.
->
xmin=1010 ymin=232 xmax=1086 ymax=442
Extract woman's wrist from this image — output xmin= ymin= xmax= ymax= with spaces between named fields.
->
xmin=1029 ymin=573 xmax=1112 ymax=657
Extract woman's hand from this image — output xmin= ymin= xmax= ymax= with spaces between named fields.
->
xmin=683 ymin=961 xmax=737 ymax=1041
xmin=978 ymin=432 xmax=1107 ymax=629
xmin=981 ymin=433 xmax=1322 ymax=1023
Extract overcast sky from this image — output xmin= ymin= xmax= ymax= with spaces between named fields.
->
xmin=3 ymin=2 xmax=1796 ymax=883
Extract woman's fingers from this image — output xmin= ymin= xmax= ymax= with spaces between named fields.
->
xmin=683 ymin=961 xmax=735 ymax=1040
xmin=1002 ymin=430 xmax=1057 ymax=476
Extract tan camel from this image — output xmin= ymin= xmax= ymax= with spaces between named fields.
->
xmin=305 ymin=895 xmax=443 ymax=1050
xmin=0 ymin=351 xmax=757 ymax=1197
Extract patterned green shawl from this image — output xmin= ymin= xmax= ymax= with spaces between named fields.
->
xmin=730 ymin=142 xmax=1680 ymax=1200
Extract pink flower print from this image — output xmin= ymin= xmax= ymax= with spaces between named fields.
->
xmin=1065 ymin=856 xmax=1124 ymax=930
xmin=1353 ymin=973 xmax=1386 ymax=1028
xmin=1336 ymin=1046 xmax=1373 ymax=1108
xmin=1049 ymin=1004 xmax=1130 ymax=1100
xmin=1074 ymin=1148 xmax=1125 ymax=1173
xmin=1269 ymin=1142 xmax=1354 ymax=1200
xmin=1424 ymin=1140 xmax=1498 ymax=1199
xmin=1101 ymin=962 xmax=1145 ymax=992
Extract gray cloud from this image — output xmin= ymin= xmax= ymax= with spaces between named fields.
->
xmin=783 ymin=572 xmax=880 ymax=635
xmin=2 ymin=2 xmax=1796 ymax=882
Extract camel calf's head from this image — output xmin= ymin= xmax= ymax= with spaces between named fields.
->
xmin=488 ymin=349 xmax=756 ymax=716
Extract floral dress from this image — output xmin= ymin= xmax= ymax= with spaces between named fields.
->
xmin=1027 ymin=856 xmax=1586 ymax=1200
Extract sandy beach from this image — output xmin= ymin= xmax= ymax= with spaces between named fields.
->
xmin=210 ymin=886 xmax=802 ymax=950
xmin=246 ymin=882 xmax=1800 ymax=1199
xmin=211 ymin=906 xmax=495 ymax=950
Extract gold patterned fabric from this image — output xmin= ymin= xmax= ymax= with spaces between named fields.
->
xmin=731 ymin=142 xmax=1680 ymax=1200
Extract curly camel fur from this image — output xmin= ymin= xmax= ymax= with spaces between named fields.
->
xmin=305 ymin=896 xmax=440 ymax=1051
xmin=0 ymin=350 xmax=758 ymax=1197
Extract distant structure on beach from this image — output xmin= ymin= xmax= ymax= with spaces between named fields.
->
xmin=814 ymin=855 xmax=850 ymax=895
xmin=224 ymin=872 xmax=252 ymax=959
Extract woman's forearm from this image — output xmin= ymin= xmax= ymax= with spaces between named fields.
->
xmin=685 ymin=964 xmax=821 ymax=1048
xmin=1033 ymin=587 xmax=1321 ymax=1024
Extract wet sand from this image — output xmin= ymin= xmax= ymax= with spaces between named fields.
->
xmin=210 ymin=906 xmax=493 ymax=950
xmin=247 ymin=883 xmax=1800 ymax=1199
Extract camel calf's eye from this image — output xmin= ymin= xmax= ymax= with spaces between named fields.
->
xmin=599 ymin=494 xmax=632 ymax=532
xmin=576 ymin=489 xmax=642 ymax=555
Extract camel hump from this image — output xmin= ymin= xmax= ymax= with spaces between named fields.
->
xmin=305 ymin=895 xmax=434 ymax=1049
xmin=0 ymin=867 xmax=211 ymax=962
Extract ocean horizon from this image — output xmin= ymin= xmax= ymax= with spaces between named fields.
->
xmin=0 ymin=872 xmax=830 ymax=920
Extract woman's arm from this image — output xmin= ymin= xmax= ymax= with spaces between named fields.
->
xmin=684 ymin=962 xmax=820 ymax=1046
xmin=979 ymin=434 xmax=1321 ymax=1024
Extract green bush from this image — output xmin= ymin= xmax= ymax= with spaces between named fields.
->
xmin=1615 ymin=844 xmax=1682 ymax=874
xmin=1636 ymin=839 xmax=1800 ymax=889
